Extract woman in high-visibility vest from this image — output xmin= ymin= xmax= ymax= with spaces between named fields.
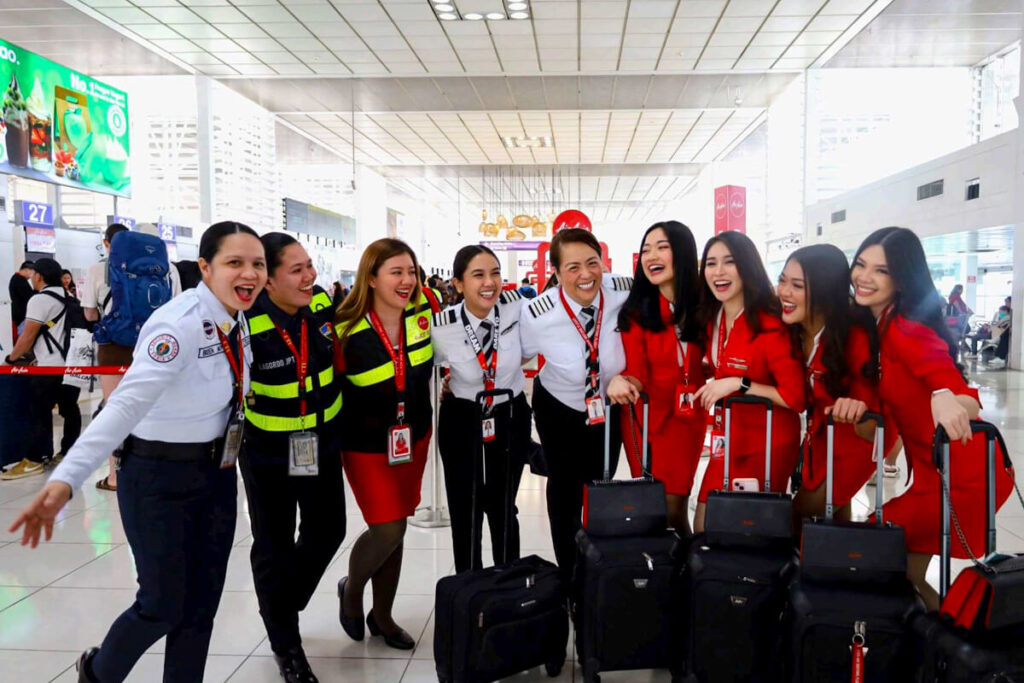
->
xmin=241 ymin=232 xmax=345 ymax=683
xmin=334 ymin=238 xmax=434 ymax=650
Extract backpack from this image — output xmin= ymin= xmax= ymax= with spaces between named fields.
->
xmin=37 ymin=290 xmax=89 ymax=359
xmin=94 ymin=231 xmax=173 ymax=348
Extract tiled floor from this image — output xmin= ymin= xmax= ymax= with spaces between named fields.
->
xmin=1 ymin=363 xmax=1022 ymax=682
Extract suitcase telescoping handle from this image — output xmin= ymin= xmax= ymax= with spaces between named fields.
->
xmin=824 ymin=412 xmax=884 ymax=522
xmin=933 ymin=420 xmax=1010 ymax=599
xmin=722 ymin=395 xmax=773 ymax=492
xmin=602 ymin=392 xmax=649 ymax=480
xmin=472 ymin=388 xmax=516 ymax=570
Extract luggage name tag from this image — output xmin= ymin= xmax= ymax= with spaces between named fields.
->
xmin=388 ymin=424 xmax=413 ymax=465
xmin=481 ymin=417 xmax=496 ymax=442
xmin=585 ymin=396 xmax=606 ymax=426
xmin=289 ymin=431 xmax=319 ymax=476
xmin=675 ymin=383 xmax=697 ymax=418
xmin=221 ymin=409 xmax=244 ymax=469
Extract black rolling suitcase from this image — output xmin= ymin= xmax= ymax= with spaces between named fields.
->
xmin=574 ymin=395 xmax=685 ymax=683
xmin=434 ymin=389 xmax=569 ymax=683
xmin=684 ymin=395 xmax=796 ymax=683
xmin=911 ymin=420 xmax=1024 ymax=683
xmin=785 ymin=413 xmax=922 ymax=682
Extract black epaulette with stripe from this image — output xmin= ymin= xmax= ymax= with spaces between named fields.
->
xmin=432 ymin=308 xmax=458 ymax=327
xmin=499 ymin=289 xmax=522 ymax=305
xmin=610 ymin=276 xmax=633 ymax=292
xmin=527 ymin=293 xmax=556 ymax=319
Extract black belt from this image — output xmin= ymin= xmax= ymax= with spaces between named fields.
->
xmin=124 ymin=435 xmax=224 ymax=462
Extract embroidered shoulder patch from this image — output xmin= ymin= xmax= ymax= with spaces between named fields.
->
xmin=527 ymin=294 xmax=556 ymax=319
xmin=148 ymin=334 xmax=180 ymax=363
xmin=499 ymin=289 xmax=522 ymax=304
xmin=432 ymin=309 xmax=458 ymax=327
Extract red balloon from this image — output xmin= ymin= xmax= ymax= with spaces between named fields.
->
xmin=552 ymin=209 xmax=592 ymax=233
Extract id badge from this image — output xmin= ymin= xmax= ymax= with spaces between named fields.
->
xmin=482 ymin=417 xmax=496 ymax=443
xmin=675 ymin=384 xmax=696 ymax=418
xmin=221 ymin=412 xmax=244 ymax=469
xmin=585 ymin=396 xmax=606 ymax=426
xmin=710 ymin=431 xmax=726 ymax=460
xmin=289 ymin=431 xmax=319 ymax=477
xmin=388 ymin=424 xmax=413 ymax=466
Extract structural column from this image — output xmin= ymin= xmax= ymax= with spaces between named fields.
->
xmin=1010 ymin=35 xmax=1024 ymax=369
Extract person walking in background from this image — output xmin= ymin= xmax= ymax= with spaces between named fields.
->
xmin=335 ymin=238 xmax=434 ymax=650
xmin=61 ymin=269 xmax=78 ymax=299
xmin=606 ymin=221 xmax=706 ymax=535
xmin=518 ymin=277 xmax=537 ymax=299
xmin=8 ymin=260 xmax=34 ymax=341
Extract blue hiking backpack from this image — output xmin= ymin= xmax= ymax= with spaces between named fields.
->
xmin=93 ymin=231 xmax=173 ymax=348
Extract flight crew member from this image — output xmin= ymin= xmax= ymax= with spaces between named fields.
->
xmin=240 ymin=233 xmax=346 ymax=683
xmin=778 ymin=244 xmax=898 ymax=529
xmin=606 ymin=221 xmax=707 ymax=535
xmin=851 ymin=227 xmax=1013 ymax=611
xmin=9 ymin=221 xmax=267 ymax=683
xmin=335 ymin=238 xmax=434 ymax=650
xmin=692 ymin=230 xmax=806 ymax=533
xmin=519 ymin=228 xmax=632 ymax=577
xmin=433 ymin=245 xmax=531 ymax=573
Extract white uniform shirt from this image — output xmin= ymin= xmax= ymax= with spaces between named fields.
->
xmin=519 ymin=275 xmax=632 ymax=412
xmin=50 ymin=282 xmax=251 ymax=491
xmin=432 ymin=291 xmax=526 ymax=404
xmin=24 ymin=286 xmax=70 ymax=366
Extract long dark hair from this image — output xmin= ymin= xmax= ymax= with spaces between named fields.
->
xmin=853 ymin=226 xmax=965 ymax=379
xmin=619 ymin=221 xmax=700 ymax=343
xmin=697 ymin=231 xmax=780 ymax=338
xmin=783 ymin=244 xmax=877 ymax=398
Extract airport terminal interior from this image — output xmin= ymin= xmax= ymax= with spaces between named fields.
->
xmin=2 ymin=0 xmax=1024 ymax=681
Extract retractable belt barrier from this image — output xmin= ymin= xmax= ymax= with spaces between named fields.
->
xmin=0 ymin=365 xmax=129 ymax=375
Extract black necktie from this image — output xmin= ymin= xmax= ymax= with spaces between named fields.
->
xmin=478 ymin=320 xmax=493 ymax=361
xmin=579 ymin=306 xmax=599 ymax=400
xmin=579 ymin=306 xmax=596 ymax=338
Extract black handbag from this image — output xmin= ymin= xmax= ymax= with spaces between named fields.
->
xmin=703 ymin=395 xmax=793 ymax=549
xmin=582 ymin=393 xmax=668 ymax=537
xmin=799 ymin=412 xmax=908 ymax=585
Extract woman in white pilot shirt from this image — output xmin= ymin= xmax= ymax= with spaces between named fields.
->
xmin=433 ymin=245 xmax=532 ymax=574
xmin=9 ymin=222 xmax=267 ymax=683
xmin=518 ymin=228 xmax=632 ymax=578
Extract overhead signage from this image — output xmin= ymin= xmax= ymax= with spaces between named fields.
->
xmin=14 ymin=199 xmax=54 ymax=229
xmin=156 ymin=222 xmax=177 ymax=244
xmin=284 ymin=198 xmax=356 ymax=244
xmin=0 ymin=38 xmax=131 ymax=197
xmin=106 ymin=214 xmax=136 ymax=230
xmin=552 ymin=209 xmax=592 ymax=233
xmin=714 ymin=185 xmax=746 ymax=234
xmin=481 ymin=240 xmax=544 ymax=251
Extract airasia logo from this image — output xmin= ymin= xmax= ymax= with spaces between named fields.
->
xmin=417 ymin=316 xmax=429 ymax=330
xmin=64 ymin=367 xmax=83 ymax=375
xmin=9 ymin=367 xmax=27 ymax=374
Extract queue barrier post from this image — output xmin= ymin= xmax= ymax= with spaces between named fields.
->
xmin=408 ymin=365 xmax=451 ymax=528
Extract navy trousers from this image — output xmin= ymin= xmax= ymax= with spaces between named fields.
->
xmin=90 ymin=451 xmax=236 ymax=683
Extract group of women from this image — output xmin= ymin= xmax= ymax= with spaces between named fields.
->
xmin=7 ymin=219 xmax=1014 ymax=683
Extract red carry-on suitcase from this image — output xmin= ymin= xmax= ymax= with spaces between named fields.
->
xmin=683 ymin=395 xmax=796 ymax=683
xmin=911 ymin=420 xmax=1024 ymax=683
xmin=785 ymin=412 xmax=922 ymax=682
xmin=575 ymin=393 xmax=685 ymax=683
xmin=434 ymin=389 xmax=569 ymax=683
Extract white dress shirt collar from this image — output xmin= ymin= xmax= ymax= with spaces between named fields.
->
xmin=462 ymin=302 xmax=496 ymax=330
xmin=562 ymin=288 xmax=602 ymax=316
xmin=196 ymin=281 xmax=238 ymax=334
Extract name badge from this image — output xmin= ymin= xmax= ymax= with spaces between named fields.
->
xmin=585 ymin=396 xmax=606 ymax=426
xmin=482 ymin=417 xmax=496 ymax=443
xmin=388 ymin=424 xmax=413 ymax=466
xmin=675 ymin=383 xmax=697 ymax=418
xmin=221 ymin=412 xmax=243 ymax=469
xmin=710 ymin=431 xmax=726 ymax=460
xmin=289 ymin=431 xmax=319 ymax=476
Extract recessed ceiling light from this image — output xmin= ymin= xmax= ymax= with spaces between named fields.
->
xmin=434 ymin=3 xmax=455 ymax=10
xmin=486 ymin=12 xmax=505 ymax=20
xmin=464 ymin=11 xmax=483 ymax=19
xmin=439 ymin=12 xmax=458 ymax=20
xmin=510 ymin=11 xmax=529 ymax=19
xmin=508 ymin=1 xmax=528 ymax=9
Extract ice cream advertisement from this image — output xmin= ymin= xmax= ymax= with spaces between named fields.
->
xmin=0 ymin=38 xmax=131 ymax=197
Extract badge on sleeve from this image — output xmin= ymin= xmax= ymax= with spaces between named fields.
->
xmin=148 ymin=334 xmax=180 ymax=363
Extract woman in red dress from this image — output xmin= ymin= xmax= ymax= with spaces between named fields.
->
xmin=692 ymin=231 xmax=806 ymax=532
xmin=778 ymin=244 xmax=897 ymax=529
xmin=851 ymin=227 xmax=1013 ymax=610
xmin=607 ymin=221 xmax=706 ymax=534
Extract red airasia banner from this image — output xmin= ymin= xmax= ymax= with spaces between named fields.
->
xmin=714 ymin=185 xmax=746 ymax=234
xmin=552 ymin=209 xmax=592 ymax=233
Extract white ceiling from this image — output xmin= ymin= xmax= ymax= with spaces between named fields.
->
xmin=71 ymin=0 xmax=878 ymax=76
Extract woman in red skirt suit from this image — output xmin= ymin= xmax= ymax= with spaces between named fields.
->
xmin=334 ymin=238 xmax=435 ymax=649
xmin=852 ymin=227 xmax=1013 ymax=610
xmin=692 ymin=231 xmax=806 ymax=532
xmin=607 ymin=221 xmax=707 ymax=534
xmin=778 ymin=244 xmax=898 ymax=529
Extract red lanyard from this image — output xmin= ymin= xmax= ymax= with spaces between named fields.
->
xmin=216 ymin=323 xmax=245 ymax=409
xmin=559 ymin=288 xmax=603 ymax=365
xmin=460 ymin=306 xmax=499 ymax=398
xmin=273 ymin=318 xmax=309 ymax=416
xmin=368 ymin=310 xmax=407 ymax=421
xmin=675 ymin=327 xmax=691 ymax=386
xmin=714 ymin=309 xmax=728 ymax=372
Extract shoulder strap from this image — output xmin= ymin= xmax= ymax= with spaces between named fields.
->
xmin=35 ymin=291 xmax=70 ymax=357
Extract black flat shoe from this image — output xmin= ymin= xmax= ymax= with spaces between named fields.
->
xmin=337 ymin=576 xmax=365 ymax=641
xmin=366 ymin=611 xmax=415 ymax=650
xmin=76 ymin=648 xmax=99 ymax=683
xmin=273 ymin=646 xmax=319 ymax=683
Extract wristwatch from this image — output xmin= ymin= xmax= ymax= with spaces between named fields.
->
xmin=739 ymin=376 xmax=752 ymax=394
